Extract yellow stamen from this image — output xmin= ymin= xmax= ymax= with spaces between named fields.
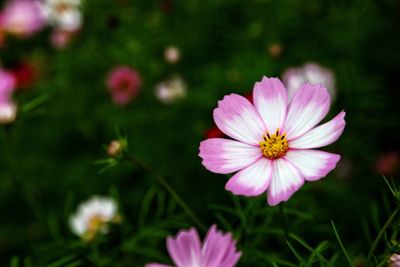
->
xmin=83 ymin=214 xmax=107 ymax=241
xmin=259 ymin=128 xmax=289 ymax=159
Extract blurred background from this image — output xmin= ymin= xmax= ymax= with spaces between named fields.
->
xmin=0 ymin=0 xmax=399 ymax=266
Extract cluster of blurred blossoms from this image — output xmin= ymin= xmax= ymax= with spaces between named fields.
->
xmin=105 ymin=45 xmax=187 ymax=107
xmin=0 ymin=0 xmax=83 ymax=48
xmin=69 ymin=196 xmax=242 ymax=266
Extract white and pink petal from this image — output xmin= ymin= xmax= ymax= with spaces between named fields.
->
xmin=166 ymin=228 xmax=202 ymax=267
xmin=213 ymin=94 xmax=266 ymax=145
xmin=283 ymin=83 xmax=331 ymax=140
xmin=284 ymin=150 xmax=341 ymax=181
xmin=202 ymin=225 xmax=241 ymax=267
xmin=225 ymin=158 xmax=272 ymax=197
xmin=199 ymin=138 xmax=262 ymax=174
xmin=145 ymin=264 xmax=172 ymax=267
xmin=253 ymin=76 xmax=288 ymax=132
xmin=289 ymin=111 xmax=346 ymax=149
xmin=267 ymin=159 xmax=304 ymax=206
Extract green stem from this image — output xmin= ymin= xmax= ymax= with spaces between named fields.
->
xmin=279 ymin=203 xmax=289 ymax=240
xmin=124 ymin=154 xmax=207 ymax=232
xmin=365 ymin=206 xmax=400 ymax=267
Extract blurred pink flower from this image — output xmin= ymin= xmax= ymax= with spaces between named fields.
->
xmin=106 ymin=66 xmax=141 ymax=106
xmin=50 ymin=29 xmax=75 ymax=49
xmin=199 ymin=77 xmax=346 ymax=206
xmin=282 ymin=63 xmax=336 ymax=101
xmin=0 ymin=0 xmax=46 ymax=37
xmin=0 ymin=69 xmax=17 ymax=123
xmin=389 ymin=254 xmax=400 ymax=267
xmin=146 ymin=225 xmax=241 ymax=267
xmin=0 ymin=69 xmax=16 ymax=103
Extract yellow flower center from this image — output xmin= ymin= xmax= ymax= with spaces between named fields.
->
xmin=88 ymin=215 xmax=106 ymax=232
xmin=83 ymin=214 xmax=107 ymax=241
xmin=259 ymin=128 xmax=289 ymax=159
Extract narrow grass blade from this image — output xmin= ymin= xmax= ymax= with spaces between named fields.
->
xmin=331 ymin=220 xmax=354 ymax=267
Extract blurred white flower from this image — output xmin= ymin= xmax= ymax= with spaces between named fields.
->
xmin=155 ymin=75 xmax=187 ymax=104
xmin=282 ymin=63 xmax=336 ymax=101
xmin=0 ymin=102 xmax=17 ymax=124
xmin=69 ymin=196 xmax=120 ymax=241
xmin=164 ymin=45 xmax=180 ymax=64
xmin=43 ymin=0 xmax=82 ymax=32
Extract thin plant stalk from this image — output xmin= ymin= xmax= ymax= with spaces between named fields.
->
xmin=365 ymin=206 xmax=400 ymax=267
xmin=124 ymin=154 xmax=207 ymax=232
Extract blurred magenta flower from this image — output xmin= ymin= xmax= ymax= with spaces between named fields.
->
xmin=43 ymin=0 xmax=82 ymax=32
xmin=10 ymin=61 xmax=37 ymax=89
xmin=0 ymin=0 xmax=46 ymax=37
xmin=205 ymin=126 xmax=225 ymax=139
xmin=199 ymin=77 xmax=346 ymax=206
xmin=69 ymin=196 xmax=120 ymax=241
xmin=0 ymin=69 xmax=17 ymax=123
xmin=146 ymin=225 xmax=241 ymax=267
xmin=376 ymin=151 xmax=399 ymax=175
xmin=282 ymin=63 xmax=336 ymax=101
xmin=106 ymin=66 xmax=141 ymax=106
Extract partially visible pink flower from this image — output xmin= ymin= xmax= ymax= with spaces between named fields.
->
xmin=199 ymin=76 xmax=346 ymax=206
xmin=0 ymin=69 xmax=17 ymax=123
xmin=146 ymin=225 xmax=241 ymax=267
xmin=0 ymin=69 xmax=16 ymax=103
xmin=1 ymin=0 xmax=46 ymax=37
xmin=282 ymin=63 xmax=336 ymax=101
xmin=389 ymin=254 xmax=400 ymax=267
xmin=106 ymin=66 xmax=141 ymax=106
xmin=376 ymin=151 xmax=399 ymax=176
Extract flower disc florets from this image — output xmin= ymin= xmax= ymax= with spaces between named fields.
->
xmin=260 ymin=129 xmax=288 ymax=159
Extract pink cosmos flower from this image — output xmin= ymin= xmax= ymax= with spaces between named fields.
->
xmin=0 ymin=0 xmax=46 ymax=37
xmin=106 ymin=66 xmax=141 ymax=106
xmin=0 ymin=69 xmax=17 ymax=123
xmin=199 ymin=76 xmax=346 ymax=206
xmin=146 ymin=225 xmax=241 ymax=267
xmin=282 ymin=63 xmax=336 ymax=102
